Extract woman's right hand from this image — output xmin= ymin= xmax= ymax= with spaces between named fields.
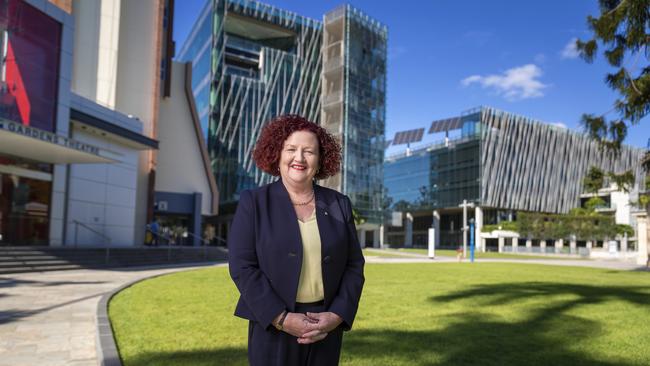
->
xmin=281 ymin=312 xmax=320 ymax=338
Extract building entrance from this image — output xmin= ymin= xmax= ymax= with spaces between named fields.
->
xmin=0 ymin=168 xmax=52 ymax=246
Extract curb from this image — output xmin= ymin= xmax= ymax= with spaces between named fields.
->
xmin=95 ymin=262 xmax=227 ymax=366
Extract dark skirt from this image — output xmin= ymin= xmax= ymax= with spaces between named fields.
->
xmin=247 ymin=302 xmax=344 ymax=366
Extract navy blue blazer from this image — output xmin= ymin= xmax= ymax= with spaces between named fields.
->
xmin=228 ymin=180 xmax=365 ymax=331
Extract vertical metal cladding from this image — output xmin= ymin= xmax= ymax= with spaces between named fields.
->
xmin=479 ymin=107 xmax=646 ymax=214
xmin=209 ymin=0 xmax=323 ymax=203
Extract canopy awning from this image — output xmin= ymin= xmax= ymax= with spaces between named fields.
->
xmin=0 ymin=119 xmax=116 ymax=164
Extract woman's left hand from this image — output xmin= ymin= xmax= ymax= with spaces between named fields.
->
xmin=297 ymin=312 xmax=343 ymax=344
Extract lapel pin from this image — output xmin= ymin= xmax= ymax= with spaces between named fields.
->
xmin=324 ymin=211 xmax=329 ymax=216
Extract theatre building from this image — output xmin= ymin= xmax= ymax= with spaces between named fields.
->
xmin=0 ymin=0 xmax=218 ymax=247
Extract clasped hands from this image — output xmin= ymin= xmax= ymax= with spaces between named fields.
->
xmin=277 ymin=311 xmax=342 ymax=344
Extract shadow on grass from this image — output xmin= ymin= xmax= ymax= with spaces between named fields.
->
xmin=431 ymin=282 xmax=650 ymax=309
xmin=120 ymin=282 xmax=649 ymax=366
xmin=342 ymin=282 xmax=649 ymax=365
xmin=123 ymin=347 xmax=247 ymax=366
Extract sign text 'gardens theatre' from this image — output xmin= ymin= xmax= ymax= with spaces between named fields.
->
xmin=0 ymin=118 xmax=100 ymax=156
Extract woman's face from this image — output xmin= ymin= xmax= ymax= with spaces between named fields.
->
xmin=279 ymin=130 xmax=320 ymax=187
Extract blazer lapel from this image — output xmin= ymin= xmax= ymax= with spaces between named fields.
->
xmin=270 ymin=180 xmax=303 ymax=256
xmin=314 ymin=184 xmax=335 ymax=256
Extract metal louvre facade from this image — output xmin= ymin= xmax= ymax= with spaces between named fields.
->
xmin=209 ymin=0 xmax=323 ymax=204
xmin=479 ymin=107 xmax=646 ymax=214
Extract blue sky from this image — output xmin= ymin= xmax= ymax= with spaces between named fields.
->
xmin=174 ymin=0 xmax=649 ymax=152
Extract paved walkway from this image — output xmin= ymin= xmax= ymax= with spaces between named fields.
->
xmin=0 ymin=263 xmax=223 ymax=366
xmin=363 ymin=248 xmax=649 ymax=271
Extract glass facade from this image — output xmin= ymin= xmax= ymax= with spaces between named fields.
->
xmin=384 ymin=150 xmax=430 ymax=210
xmin=0 ymin=0 xmax=59 ymax=246
xmin=204 ymin=0 xmax=323 ymax=206
xmin=430 ymin=138 xmax=481 ymax=208
xmin=179 ymin=1 xmax=387 ymax=226
xmin=321 ymin=5 xmax=387 ymax=225
xmin=341 ymin=6 xmax=386 ymax=224
xmin=0 ymin=0 xmax=61 ymax=132
xmin=177 ymin=0 xmax=213 ymax=140
xmin=384 ymin=138 xmax=481 ymax=210
xmin=0 ymin=156 xmax=53 ymax=246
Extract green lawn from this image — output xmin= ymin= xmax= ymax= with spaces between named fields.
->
xmin=110 ymin=263 xmax=650 ymax=366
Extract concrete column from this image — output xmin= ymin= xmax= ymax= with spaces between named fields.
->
xmin=621 ymin=233 xmax=628 ymax=253
xmin=634 ymin=213 xmax=648 ymax=266
xmin=480 ymin=237 xmax=486 ymax=253
xmin=570 ymin=239 xmax=577 ymax=254
xmin=586 ymin=240 xmax=593 ymax=249
xmin=512 ymin=238 xmax=519 ymax=253
xmin=432 ymin=210 xmax=440 ymax=250
xmin=373 ymin=228 xmax=380 ymax=248
xmin=498 ymin=237 xmax=505 ymax=253
xmin=555 ymin=239 xmax=564 ymax=254
xmin=405 ymin=212 xmax=413 ymax=248
xmin=474 ymin=206 xmax=483 ymax=252
xmin=192 ymin=192 xmax=202 ymax=246
xmin=526 ymin=239 xmax=532 ymax=249
xmin=540 ymin=240 xmax=547 ymax=253
xmin=379 ymin=225 xmax=385 ymax=249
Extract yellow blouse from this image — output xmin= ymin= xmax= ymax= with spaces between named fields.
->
xmin=296 ymin=210 xmax=324 ymax=303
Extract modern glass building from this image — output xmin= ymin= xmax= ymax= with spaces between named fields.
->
xmin=178 ymin=0 xmax=387 ymax=242
xmin=384 ymin=106 xmax=647 ymax=248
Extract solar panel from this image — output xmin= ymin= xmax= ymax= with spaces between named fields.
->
xmin=392 ymin=128 xmax=424 ymax=145
xmin=428 ymin=117 xmax=463 ymax=134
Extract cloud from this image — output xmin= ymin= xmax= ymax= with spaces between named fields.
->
xmin=560 ymin=38 xmax=579 ymax=59
xmin=461 ymin=64 xmax=549 ymax=101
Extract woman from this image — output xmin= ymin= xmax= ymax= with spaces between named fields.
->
xmin=228 ymin=115 xmax=365 ymax=365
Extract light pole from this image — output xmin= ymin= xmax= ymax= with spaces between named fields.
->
xmin=459 ymin=200 xmax=475 ymax=258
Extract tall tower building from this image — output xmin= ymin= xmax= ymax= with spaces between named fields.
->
xmin=179 ymin=0 xmax=387 ymax=243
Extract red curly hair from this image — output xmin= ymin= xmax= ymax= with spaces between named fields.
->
xmin=253 ymin=115 xmax=342 ymax=180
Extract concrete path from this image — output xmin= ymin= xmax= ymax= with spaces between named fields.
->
xmin=363 ymin=248 xmax=649 ymax=271
xmin=0 ymin=263 xmax=222 ymax=366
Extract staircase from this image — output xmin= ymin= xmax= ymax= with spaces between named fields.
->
xmin=0 ymin=246 xmax=228 ymax=274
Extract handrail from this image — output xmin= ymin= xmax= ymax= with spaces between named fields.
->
xmin=184 ymin=230 xmax=210 ymax=246
xmin=145 ymin=226 xmax=226 ymax=246
xmin=72 ymin=220 xmax=111 ymax=247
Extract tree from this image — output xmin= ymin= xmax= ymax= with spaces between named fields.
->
xmin=583 ymin=166 xmax=606 ymax=193
xmin=576 ymin=0 xmax=650 ymax=200
xmin=577 ymin=0 xmax=649 ymax=159
xmin=352 ymin=208 xmax=366 ymax=227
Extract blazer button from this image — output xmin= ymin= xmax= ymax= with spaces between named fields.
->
xmin=288 ymin=252 xmax=297 ymax=257
xmin=323 ymin=256 xmax=331 ymax=264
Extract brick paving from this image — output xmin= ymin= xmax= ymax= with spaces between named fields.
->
xmin=0 ymin=263 xmax=220 ymax=366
